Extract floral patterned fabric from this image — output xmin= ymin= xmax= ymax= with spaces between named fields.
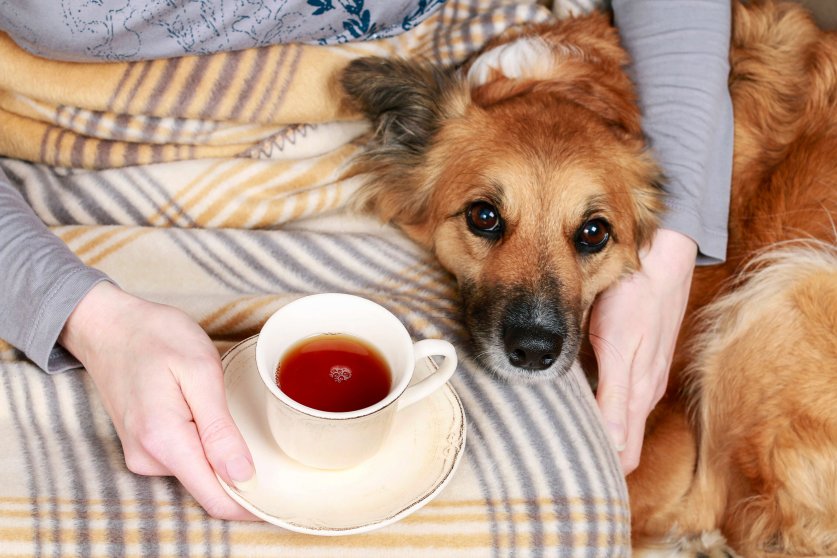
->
xmin=0 ymin=0 xmax=445 ymax=61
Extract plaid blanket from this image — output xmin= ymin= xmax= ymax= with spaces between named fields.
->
xmin=0 ymin=0 xmax=630 ymax=555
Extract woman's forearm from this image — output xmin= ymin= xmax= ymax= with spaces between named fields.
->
xmin=613 ymin=0 xmax=734 ymax=264
xmin=0 ymin=166 xmax=110 ymax=372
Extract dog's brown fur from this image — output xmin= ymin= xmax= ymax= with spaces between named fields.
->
xmin=343 ymin=15 xmax=664 ymax=381
xmin=341 ymin=2 xmax=837 ymax=555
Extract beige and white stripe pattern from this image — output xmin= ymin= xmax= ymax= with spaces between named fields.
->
xmin=0 ymin=223 xmax=630 ymax=555
xmin=0 ymin=0 xmax=629 ymax=555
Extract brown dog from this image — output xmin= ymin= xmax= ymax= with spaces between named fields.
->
xmin=341 ymin=1 xmax=837 ymax=556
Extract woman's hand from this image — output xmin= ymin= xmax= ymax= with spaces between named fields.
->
xmin=589 ymin=228 xmax=696 ymax=474
xmin=60 ymin=282 xmax=257 ymax=520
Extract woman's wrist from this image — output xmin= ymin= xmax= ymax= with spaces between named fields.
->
xmin=58 ymin=281 xmax=136 ymax=364
xmin=642 ymin=229 xmax=698 ymax=276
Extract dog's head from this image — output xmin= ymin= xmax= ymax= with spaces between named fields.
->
xmin=341 ymin=13 xmax=663 ymax=381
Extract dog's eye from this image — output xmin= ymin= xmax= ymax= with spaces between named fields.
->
xmin=466 ymin=201 xmax=503 ymax=237
xmin=575 ymin=218 xmax=610 ymax=254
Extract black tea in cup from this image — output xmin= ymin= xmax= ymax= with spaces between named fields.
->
xmin=276 ymin=333 xmax=392 ymax=413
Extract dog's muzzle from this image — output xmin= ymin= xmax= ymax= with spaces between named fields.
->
xmin=500 ymin=295 xmax=568 ymax=372
xmin=461 ymin=278 xmax=578 ymax=379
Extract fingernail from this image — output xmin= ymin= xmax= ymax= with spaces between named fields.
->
xmin=607 ymin=421 xmax=626 ymax=452
xmin=226 ymin=455 xmax=256 ymax=491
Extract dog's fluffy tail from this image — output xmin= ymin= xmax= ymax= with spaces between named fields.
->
xmin=681 ymin=239 xmax=837 ymax=556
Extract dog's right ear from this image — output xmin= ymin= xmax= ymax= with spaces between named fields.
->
xmin=340 ymin=57 xmax=466 ymax=242
xmin=341 ymin=57 xmax=463 ymax=162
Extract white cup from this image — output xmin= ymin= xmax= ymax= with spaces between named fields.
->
xmin=255 ymin=293 xmax=458 ymax=469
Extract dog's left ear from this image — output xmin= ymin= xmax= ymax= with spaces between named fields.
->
xmin=465 ymin=13 xmax=643 ymax=140
xmin=628 ymin=154 xmax=665 ymax=253
xmin=340 ymin=57 xmax=466 ymax=238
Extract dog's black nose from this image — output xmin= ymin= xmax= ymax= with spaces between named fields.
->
xmin=503 ymin=325 xmax=563 ymax=371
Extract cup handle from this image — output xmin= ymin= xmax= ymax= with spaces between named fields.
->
xmin=398 ymin=339 xmax=458 ymax=410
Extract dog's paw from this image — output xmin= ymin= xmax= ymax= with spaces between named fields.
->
xmin=634 ymin=530 xmax=741 ymax=558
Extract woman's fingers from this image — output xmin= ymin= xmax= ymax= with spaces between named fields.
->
xmin=175 ymin=354 xmax=256 ymax=490
xmin=151 ymin=418 xmax=257 ymax=521
xmin=593 ymin=338 xmax=633 ymax=453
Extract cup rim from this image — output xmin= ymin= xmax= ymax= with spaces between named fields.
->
xmin=255 ymin=293 xmax=414 ymax=419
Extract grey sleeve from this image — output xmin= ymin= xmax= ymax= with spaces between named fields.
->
xmin=0 ymin=167 xmax=111 ymax=373
xmin=613 ymin=0 xmax=733 ymax=265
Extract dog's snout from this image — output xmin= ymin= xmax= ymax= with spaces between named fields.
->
xmin=497 ymin=291 xmax=569 ymax=373
xmin=463 ymin=280 xmax=576 ymax=378
xmin=503 ymin=325 xmax=564 ymax=371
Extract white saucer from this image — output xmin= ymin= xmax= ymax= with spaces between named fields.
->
xmin=218 ymin=336 xmax=467 ymax=536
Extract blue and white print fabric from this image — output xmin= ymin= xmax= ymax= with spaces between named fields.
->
xmin=0 ymin=0 xmax=446 ymax=62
